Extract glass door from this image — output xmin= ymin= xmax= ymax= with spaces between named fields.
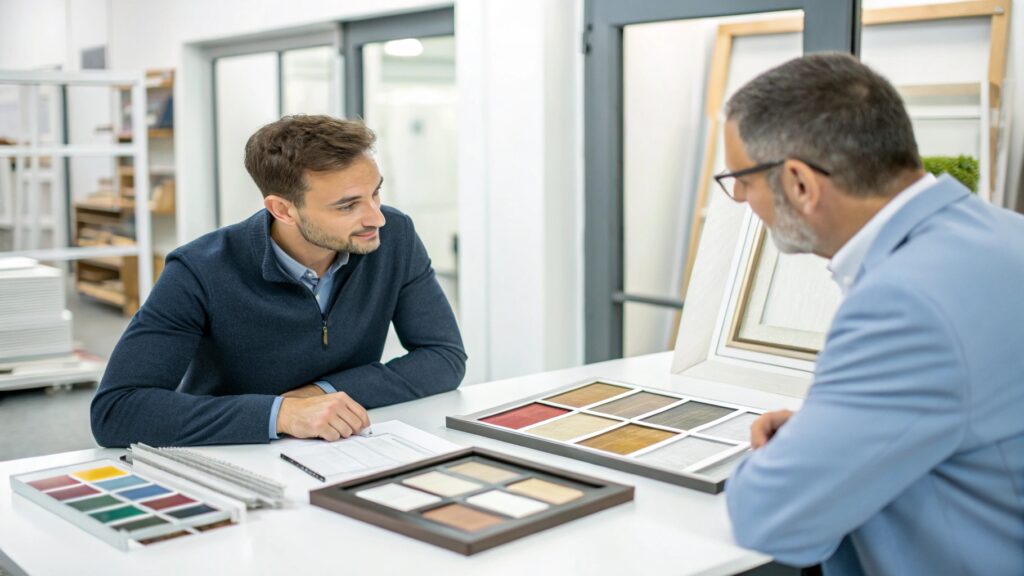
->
xmin=342 ymin=8 xmax=457 ymax=311
xmin=214 ymin=45 xmax=339 ymax=227
xmin=584 ymin=0 xmax=860 ymax=361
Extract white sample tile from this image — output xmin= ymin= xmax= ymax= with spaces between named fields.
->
xmin=465 ymin=490 xmax=549 ymax=519
xmin=634 ymin=436 xmax=734 ymax=470
xmin=695 ymin=450 xmax=750 ymax=482
xmin=401 ymin=471 xmax=482 ymax=497
xmin=355 ymin=483 xmax=441 ymax=511
xmin=699 ymin=412 xmax=760 ymax=442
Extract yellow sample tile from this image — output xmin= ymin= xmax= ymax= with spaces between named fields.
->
xmin=72 ymin=466 xmax=127 ymax=482
xmin=543 ymin=382 xmax=632 ymax=408
xmin=507 ymin=478 xmax=584 ymax=505
xmin=527 ymin=413 xmax=619 ymax=442
xmin=447 ymin=461 xmax=521 ymax=483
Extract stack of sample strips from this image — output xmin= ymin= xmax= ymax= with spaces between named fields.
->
xmin=0 ymin=257 xmax=103 ymax=391
xmin=128 ymin=444 xmax=288 ymax=509
xmin=0 ymin=257 xmax=72 ymax=361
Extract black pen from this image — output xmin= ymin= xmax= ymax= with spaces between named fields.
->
xmin=280 ymin=453 xmax=326 ymax=482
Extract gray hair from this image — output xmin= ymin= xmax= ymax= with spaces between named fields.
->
xmin=725 ymin=53 xmax=920 ymax=197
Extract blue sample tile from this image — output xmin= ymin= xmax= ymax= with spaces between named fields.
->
xmin=95 ymin=475 xmax=148 ymax=491
xmin=117 ymin=484 xmax=172 ymax=500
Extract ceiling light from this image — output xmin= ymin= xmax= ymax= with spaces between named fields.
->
xmin=384 ymin=38 xmax=424 ymax=58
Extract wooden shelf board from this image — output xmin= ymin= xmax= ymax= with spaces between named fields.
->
xmin=78 ymin=256 xmax=124 ymax=270
xmin=75 ymin=202 xmax=131 ymax=216
xmin=117 ymin=128 xmax=174 ymax=142
xmin=76 ymin=281 xmax=126 ymax=306
xmin=117 ymin=165 xmax=175 ymax=176
xmin=896 ymin=82 xmax=982 ymax=97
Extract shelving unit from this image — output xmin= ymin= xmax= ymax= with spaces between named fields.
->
xmin=72 ymin=69 xmax=174 ymax=315
xmin=0 ymin=84 xmax=65 ymax=253
xmin=73 ymin=197 xmax=166 ymax=314
xmin=0 ymin=155 xmax=13 ymax=249
xmin=0 ymin=70 xmax=154 ymax=313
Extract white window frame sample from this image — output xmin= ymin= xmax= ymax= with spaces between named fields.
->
xmin=709 ymin=211 xmax=830 ymax=373
xmin=0 ymin=70 xmax=154 ymax=303
xmin=672 ymin=196 xmax=817 ymax=398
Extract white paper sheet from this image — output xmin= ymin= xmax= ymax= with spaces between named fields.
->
xmin=278 ymin=420 xmax=461 ymax=481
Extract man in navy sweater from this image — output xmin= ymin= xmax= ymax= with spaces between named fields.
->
xmin=91 ymin=116 xmax=466 ymax=447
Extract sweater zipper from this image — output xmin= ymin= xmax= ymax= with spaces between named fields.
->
xmin=286 ymin=273 xmax=331 ymax=350
xmin=314 ymin=254 xmax=359 ymax=353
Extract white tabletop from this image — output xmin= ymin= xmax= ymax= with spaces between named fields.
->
xmin=0 ymin=352 xmax=803 ymax=576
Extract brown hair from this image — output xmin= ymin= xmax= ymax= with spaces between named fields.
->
xmin=243 ymin=115 xmax=376 ymax=206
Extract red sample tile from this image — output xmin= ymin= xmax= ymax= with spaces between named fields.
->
xmin=479 ymin=403 xmax=570 ymax=430
xmin=140 ymin=494 xmax=195 ymax=511
xmin=47 ymin=484 xmax=99 ymax=501
xmin=28 ymin=475 xmax=80 ymax=492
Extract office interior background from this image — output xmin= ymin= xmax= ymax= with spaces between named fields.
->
xmin=1 ymin=0 xmax=1023 ymax=462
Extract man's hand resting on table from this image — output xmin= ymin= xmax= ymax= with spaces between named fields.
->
xmin=276 ymin=386 xmax=370 ymax=440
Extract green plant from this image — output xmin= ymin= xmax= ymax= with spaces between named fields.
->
xmin=922 ymin=155 xmax=979 ymax=193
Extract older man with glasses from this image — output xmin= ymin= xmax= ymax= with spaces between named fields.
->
xmin=719 ymin=53 xmax=1024 ymax=575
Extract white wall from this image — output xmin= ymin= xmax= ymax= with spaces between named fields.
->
xmin=106 ymin=0 xmax=444 ymax=70
xmin=454 ymin=0 xmax=490 ymax=382
xmin=541 ymin=0 xmax=581 ymax=373
xmin=456 ymin=0 xmax=581 ymax=381
xmin=65 ymin=0 xmax=113 ymax=212
xmin=0 ymin=0 xmax=66 ymax=69
xmin=65 ymin=0 xmax=108 ymax=68
xmin=464 ymin=0 xmax=580 ymax=379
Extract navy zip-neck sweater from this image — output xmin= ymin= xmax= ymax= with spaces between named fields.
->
xmin=90 ymin=207 xmax=466 ymax=447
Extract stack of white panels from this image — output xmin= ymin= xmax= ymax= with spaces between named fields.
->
xmin=0 ymin=258 xmax=73 ymax=362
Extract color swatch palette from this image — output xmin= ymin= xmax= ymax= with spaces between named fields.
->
xmin=447 ymin=379 xmax=763 ymax=494
xmin=310 ymin=447 xmax=633 ymax=555
xmin=11 ymin=459 xmax=238 ymax=550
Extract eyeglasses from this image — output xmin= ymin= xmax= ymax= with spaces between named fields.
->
xmin=714 ymin=158 xmax=831 ymax=201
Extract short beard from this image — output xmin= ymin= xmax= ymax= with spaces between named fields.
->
xmin=295 ymin=212 xmax=381 ymax=255
xmin=766 ymin=175 xmax=818 ymax=254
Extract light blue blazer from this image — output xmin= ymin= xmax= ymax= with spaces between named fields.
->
xmin=726 ymin=175 xmax=1024 ymax=575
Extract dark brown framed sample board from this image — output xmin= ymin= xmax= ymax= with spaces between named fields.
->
xmin=309 ymin=447 xmax=633 ymax=555
xmin=446 ymin=379 xmax=762 ymax=494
